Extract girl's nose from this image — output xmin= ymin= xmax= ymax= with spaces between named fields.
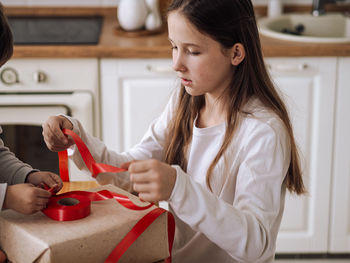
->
xmin=172 ymin=53 xmax=186 ymax=72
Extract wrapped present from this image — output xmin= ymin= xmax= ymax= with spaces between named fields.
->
xmin=0 ymin=184 xmax=172 ymax=263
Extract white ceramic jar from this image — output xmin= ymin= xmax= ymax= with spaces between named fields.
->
xmin=145 ymin=0 xmax=162 ymax=31
xmin=117 ymin=0 xmax=149 ymax=31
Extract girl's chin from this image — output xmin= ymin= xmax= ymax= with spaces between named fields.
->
xmin=184 ymin=85 xmax=193 ymax=94
xmin=184 ymin=86 xmax=202 ymax=96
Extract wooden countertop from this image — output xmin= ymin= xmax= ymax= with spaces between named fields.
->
xmin=5 ymin=6 xmax=350 ymax=58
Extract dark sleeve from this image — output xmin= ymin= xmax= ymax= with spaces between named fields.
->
xmin=0 ymin=126 xmax=35 ymax=185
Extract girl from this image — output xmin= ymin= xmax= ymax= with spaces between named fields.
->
xmin=42 ymin=0 xmax=305 ymax=262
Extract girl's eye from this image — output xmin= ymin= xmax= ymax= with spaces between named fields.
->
xmin=187 ymin=50 xmax=200 ymax=55
xmin=190 ymin=51 xmax=200 ymax=55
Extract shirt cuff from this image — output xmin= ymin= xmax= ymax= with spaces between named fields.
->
xmin=0 ymin=183 xmax=7 ymax=211
xmin=168 ymin=165 xmax=187 ymax=203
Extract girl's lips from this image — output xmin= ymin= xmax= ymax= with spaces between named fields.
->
xmin=181 ymin=78 xmax=192 ymax=86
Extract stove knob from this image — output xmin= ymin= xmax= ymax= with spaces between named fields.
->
xmin=33 ymin=71 xmax=47 ymax=83
xmin=0 ymin=67 xmax=19 ymax=85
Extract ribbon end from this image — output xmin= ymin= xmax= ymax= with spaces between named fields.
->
xmin=92 ymin=163 xmax=127 ymax=178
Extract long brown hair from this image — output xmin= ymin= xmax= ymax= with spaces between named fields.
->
xmin=164 ymin=0 xmax=305 ymax=195
xmin=0 ymin=3 xmax=13 ymax=66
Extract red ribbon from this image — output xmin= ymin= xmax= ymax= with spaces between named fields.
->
xmin=45 ymin=128 xmax=175 ymax=263
xmin=58 ymin=129 xmax=127 ymax=182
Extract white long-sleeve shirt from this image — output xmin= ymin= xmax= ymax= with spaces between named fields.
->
xmin=66 ymin=92 xmax=290 ymax=263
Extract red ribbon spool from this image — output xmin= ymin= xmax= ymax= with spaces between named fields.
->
xmin=44 ymin=194 xmax=91 ymax=221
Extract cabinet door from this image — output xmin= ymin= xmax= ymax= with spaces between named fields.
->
xmin=101 ymin=59 xmax=176 ymax=152
xmin=266 ymin=57 xmax=337 ymax=253
xmin=329 ymin=57 xmax=350 ymax=252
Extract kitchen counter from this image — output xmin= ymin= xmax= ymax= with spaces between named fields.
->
xmin=5 ymin=6 xmax=350 ymax=58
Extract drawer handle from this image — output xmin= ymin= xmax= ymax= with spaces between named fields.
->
xmin=146 ymin=65 xmax=174 ymax=74
xmin=267 ymin=63 xmax=308 ymax=72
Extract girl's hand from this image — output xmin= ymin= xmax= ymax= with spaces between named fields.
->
xmin=42 ymin=115 xmax=74 ymax=152
xmin=26 ymin=171 xmax=63 ymax=193
xmin=3 ymin=184 xmax=52 ymax=214
xmin=121 ymin=159 xmax=177 ymax=202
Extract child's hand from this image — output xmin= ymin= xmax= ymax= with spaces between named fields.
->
xmin=3 ymin=184 xmax=52 ymax=214
xmin=42 ymin=115 xmax=74 ymax=152
xmin=26 ymin=171 xmax=63 ymax=193
xmin=121 ymin=159 xmax=177 ymax=202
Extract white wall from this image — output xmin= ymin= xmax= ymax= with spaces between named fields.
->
xmin=2 ymin=0 xmax=311 ymax=7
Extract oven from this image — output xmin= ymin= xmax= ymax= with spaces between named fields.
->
xmin=0 ymin=58 xmax=100 ymax=181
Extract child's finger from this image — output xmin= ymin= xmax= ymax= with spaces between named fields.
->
xmin=36 ymin=187 xmax=52 ymax=198
xmin=138 ymin=192 xmax=154 ymax=202
xmin=48 ymin=120 xmax=69 ymax=145
xmin=50 ymin=174 xmax=63 ymax=190
xmin=43 ymin=175 xmax=59 ymax=188
xmin=128 ymin=160 xmax=153 ymax=173
xmin=120 ymin=160 xmax=137 ymax=170
xmin=35 ymin=202 xmax=47 ymax=211
xmin=42 ymin=184 xmax=56 ymax=194
xmin=132 ymin=182 xmax=151 ymax=193
xmin=42 ymin=122 xmax=64 ymax=145
xmin=130 ymin=171 xmax=151 ymax=184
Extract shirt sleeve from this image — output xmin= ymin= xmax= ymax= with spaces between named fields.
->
xmin=0 ymin=127 xmax=35 ymax=186
xmin=168 ymin=120 xmax=290 ymax=262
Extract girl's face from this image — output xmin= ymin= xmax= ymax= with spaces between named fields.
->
xmin=168 ymin=11 xmax=234 ymax=98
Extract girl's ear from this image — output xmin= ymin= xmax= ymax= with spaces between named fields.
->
xmin=230 ymin=43 xmax=245 ymax=66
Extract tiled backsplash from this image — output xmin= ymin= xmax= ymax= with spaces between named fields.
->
xmin=2 ymin=0 xmax=311 ymax=7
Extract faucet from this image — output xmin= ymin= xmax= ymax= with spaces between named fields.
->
xmin=312 ymin=0 xmax=348 ymax=16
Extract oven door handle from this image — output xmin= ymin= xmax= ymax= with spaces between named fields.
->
xmin=0 ymin=93 xmax=94 ymax=131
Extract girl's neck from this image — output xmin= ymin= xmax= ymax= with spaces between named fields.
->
xmin=196 ymin=94 xmax=226 ymax=128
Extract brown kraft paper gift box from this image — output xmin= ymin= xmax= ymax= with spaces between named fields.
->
xmin=0 ymin=184 xmax=170 ymax=263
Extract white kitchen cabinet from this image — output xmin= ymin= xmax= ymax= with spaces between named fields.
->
xmin=100 ymin=59 xmax=176 ymax=152
xmin=329 ymin=57 xmax=350 ymax=252
xmin=266 ymin=57 xmax=337 ymax=253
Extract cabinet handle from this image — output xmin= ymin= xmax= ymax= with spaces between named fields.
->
xmin=146 ymin=65 xmax=174 ymax=74
xmin=267 ymin=63 xmax=308 ymax=72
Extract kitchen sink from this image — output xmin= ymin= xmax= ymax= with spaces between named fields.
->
xmin=258 ymin=13 xmax=350 ymax=43
xmin=8 ymin=16 xmax=103 ymax=45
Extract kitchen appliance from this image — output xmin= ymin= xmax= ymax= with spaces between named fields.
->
xmin=0 ymin=58 xmax=100 ymax=181
xmin=8 ymin=16 xmax=102 ymax=45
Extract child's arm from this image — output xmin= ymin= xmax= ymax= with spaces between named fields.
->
xmin=1 ymin=129 xmax=63 ymax=212
xmin=0 ymin=135 xmax=35 ymax=185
